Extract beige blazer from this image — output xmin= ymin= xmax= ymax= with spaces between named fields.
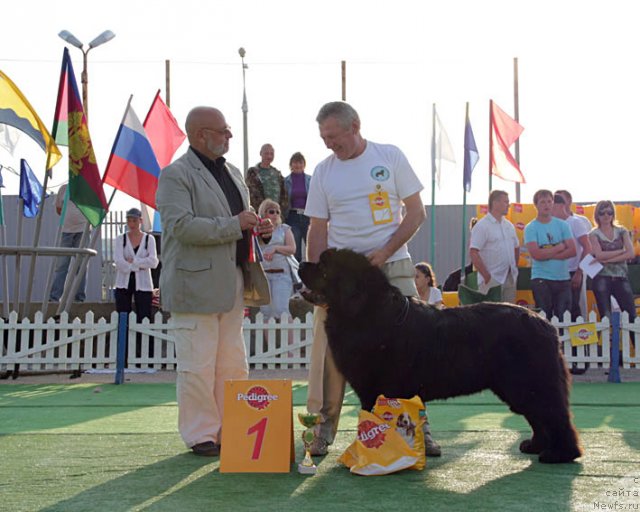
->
xmin=156 ymin=149 xmax=270 ymax=313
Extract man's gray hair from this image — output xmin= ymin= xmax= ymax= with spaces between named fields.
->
xmin=316 ymin=101 xmax=360 ymax=129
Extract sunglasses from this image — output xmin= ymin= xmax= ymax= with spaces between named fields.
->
xmin=598 ymin=209 xmax=614 ymax=216
xmin=267 ymin=209 xmax=280 ymax=215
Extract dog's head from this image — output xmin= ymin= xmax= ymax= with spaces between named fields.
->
xmin=298 ymin=248 xmax=389 ymax=317
xmin=396 ymin=412 xmax=414 ymax=430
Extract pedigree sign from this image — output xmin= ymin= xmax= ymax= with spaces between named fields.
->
xmin=220 ymin=380 xmax=293 ymax=473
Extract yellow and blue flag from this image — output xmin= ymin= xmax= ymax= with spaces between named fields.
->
xmin=0 ymin=70 xmax=61 ymax=170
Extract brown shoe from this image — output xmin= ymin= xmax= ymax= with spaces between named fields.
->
xmin=308 ymin=436 xmax=329 ymax=456
xmin=191 ymin=441 xmax=220 ymax=457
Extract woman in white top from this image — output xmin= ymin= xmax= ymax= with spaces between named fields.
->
xmin=415 ymin=262 xmax=444 ymax=309
xmin=257 ymin=199 xmax=297 ymax=320
xmin=114 ymin=208 xmax=159 ymax=319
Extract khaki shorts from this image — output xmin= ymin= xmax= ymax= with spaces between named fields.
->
xmin=382 ymin=258 xmax=418 ymax=297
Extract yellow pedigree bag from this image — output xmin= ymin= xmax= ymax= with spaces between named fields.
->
xmin=338 ymin=410 xmax=419 ymax=476
xmin=373 ymin=395 xmax=426 ymax=470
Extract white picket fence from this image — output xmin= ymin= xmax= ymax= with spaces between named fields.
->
xmin=1 ymin=310 xmax=638 ymax=373
xmin=0 ymin=311 xmax=314 ymax=372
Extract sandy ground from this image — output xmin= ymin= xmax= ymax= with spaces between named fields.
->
xmin=1 ymin=367 xmax=638 ymax=385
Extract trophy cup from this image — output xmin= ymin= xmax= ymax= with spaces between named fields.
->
xmin=297 ymin=412 xmax=321 ymax=475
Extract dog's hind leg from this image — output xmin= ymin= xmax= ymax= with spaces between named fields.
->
xmin=490 ymin=386 xmax=548 ymax=454
xmin=537 ymin=411 xmax=582 ymax=463
xmin=516 ymin=393 xmax=581 ymax=463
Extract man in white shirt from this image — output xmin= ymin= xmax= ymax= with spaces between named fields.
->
xmin=554 ymin=190 xmax=592 ymax=320
xmin=304 ymin=101 xmax=436 ymax=455
xmin=469 ymin=190 xmax=520 ymax=303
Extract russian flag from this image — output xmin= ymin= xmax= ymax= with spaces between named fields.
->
xmin=103 ymin=101 xmax=161 ymax=209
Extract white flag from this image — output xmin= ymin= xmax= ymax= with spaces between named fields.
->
xmin=434 ymin=112 xmax=456 ymax=189
xmin=0 ymin=124 xmax=20 ymax=155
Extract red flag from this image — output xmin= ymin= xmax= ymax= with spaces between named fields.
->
xmin=490 ymin=100 xmax=525 ymax=183
xmin=143 ymin=91 xmax=186 ymax=168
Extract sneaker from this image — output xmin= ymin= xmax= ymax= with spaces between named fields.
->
xmin=308 ymin=436 xmax=329 ymax=456
xmin=191 ymin=441 xmax=221 ymax=457
xmin=424 ymin=434 xmax=442 ymax=457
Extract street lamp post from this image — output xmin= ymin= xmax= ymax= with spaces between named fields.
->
xmin=58 ymin=30 xmax=115 ymax=121
xmin=238 ymin=47 xmax=249 ymax=176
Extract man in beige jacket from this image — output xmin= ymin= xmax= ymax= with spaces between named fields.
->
xmin=156 ymin=106 xmax=271 ymax=457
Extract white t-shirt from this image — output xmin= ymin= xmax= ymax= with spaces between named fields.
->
xmin=564 ymin=215 xmax=590 ymax=272
xmin=305 ymin=141 xmax=423 ymax=262
xmin=469 ymin=213 xmax=519 ymax=285
xmin=426 ymin=287 xmax=443 ymax=306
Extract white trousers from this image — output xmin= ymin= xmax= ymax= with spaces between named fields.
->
xmin=172 ymin=268 xmax=248 ymax=447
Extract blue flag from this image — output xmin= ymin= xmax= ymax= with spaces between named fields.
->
xmin=19 ymin=158 xmax=45 ymax=217
xmin=463 ymin=119 xmax=479 ymax=192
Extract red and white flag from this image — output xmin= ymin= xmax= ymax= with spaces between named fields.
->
xmin=490 ymin=100 xmax=525 ymax=183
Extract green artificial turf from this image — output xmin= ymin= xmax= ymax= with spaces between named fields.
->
xmin=1 ymin=382 xmax=639 ymax=511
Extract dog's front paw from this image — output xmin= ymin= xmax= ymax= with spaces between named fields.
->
xmin=538 ymin=448 xmax=581 ymax=464
xmin=519 ymin=438 xmax=543 ymax=454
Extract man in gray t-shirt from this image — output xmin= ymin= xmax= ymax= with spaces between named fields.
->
xmin=49 ymin=184 xmax=88 ymax=302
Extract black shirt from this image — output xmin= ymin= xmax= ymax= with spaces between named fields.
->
xmin=192 ymin=147 xmax=250 ymax=266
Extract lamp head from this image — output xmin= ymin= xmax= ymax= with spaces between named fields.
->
xmin=238 ymin=47 xmax=246 ymax=58
xmin=88 ymin=30 xmax=116 ymax=49
xmin=58 ymin=30 xmax=83 ymax=50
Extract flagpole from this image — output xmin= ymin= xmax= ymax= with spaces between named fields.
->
xmin=165 ymin=60 xmax=171 ymax=109
xmin=0 ymin=187 xmax=10 ymax=317
xmin=488 ymin=100 xmax=493 ymax=193
xmin=22 ymin=165 xmax=52 ymax=317
xmin=513 ymin=57 xmax=521 ymax=203
xmin=461 ymin=103 xmax=470 ymax=284
xmin=13 ymin=198 xmax=25 ymax=315
xmin=41 ymin=187 xmax=68 ymax=315
xmin=58 ymin=96 xmax=133 ymax=314
xmin=430 ymin=103 xmax=437 ymax=267
xmin=341 ymin=61 xmax=346 ymax=101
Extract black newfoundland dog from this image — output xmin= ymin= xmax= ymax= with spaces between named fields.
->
xmin=299 ymin=249 xmax=582 ymax=463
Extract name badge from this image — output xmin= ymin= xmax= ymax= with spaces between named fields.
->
xmin=369 ymin=191 xmax=393 ymax=225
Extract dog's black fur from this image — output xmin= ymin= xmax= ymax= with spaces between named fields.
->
xmin=299 ymin=248 xmax=582 ymax=463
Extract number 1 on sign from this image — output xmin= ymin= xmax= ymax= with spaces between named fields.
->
xmin=247 ymin=417 xmax=268 ymax=460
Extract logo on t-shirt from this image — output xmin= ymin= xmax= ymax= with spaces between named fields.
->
xmin=370 ymin=166 xmax=390 ymax=181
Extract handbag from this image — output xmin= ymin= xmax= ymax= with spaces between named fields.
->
xmin=286 ymin=254 xmax=302 ymax=286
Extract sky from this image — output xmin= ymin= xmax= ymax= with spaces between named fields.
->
xmin=1 ymin=0 xmax=639 ymax=212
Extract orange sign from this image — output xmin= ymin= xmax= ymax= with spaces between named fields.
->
xmin=220 ymin=380 xmax=293 ymax=473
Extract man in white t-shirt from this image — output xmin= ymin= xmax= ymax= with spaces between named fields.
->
xmin=304 ymin=101 xmax=436 ymax=455
xmin=469 ymin=190 xmax=520 ymax=303
xmin=554 ymin=190 xmax=592 ymax=320
xmin=49 ymin=183 xmax=88 ymax=302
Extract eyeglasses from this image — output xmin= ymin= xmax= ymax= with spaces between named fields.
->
xmin=202 ymin=125 xmax=232 ymax=136
xmin=598 ymin=209 xmax=614 ymax=216
xmin=267 ymin=209 xmax=280 ymax=215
